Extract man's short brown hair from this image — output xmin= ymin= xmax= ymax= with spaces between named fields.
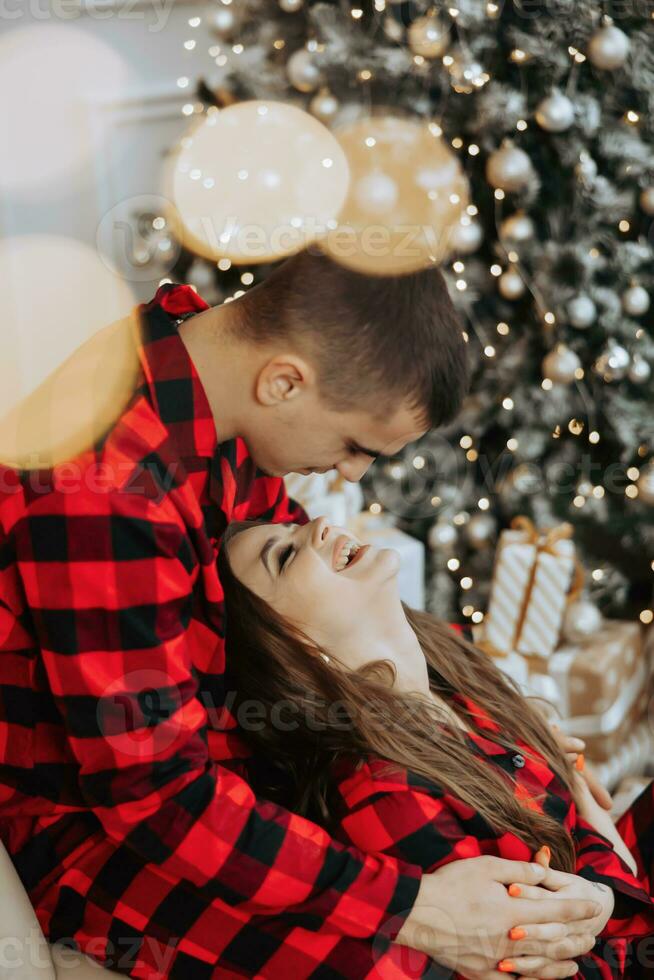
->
xmin=232 ymin=247 xmax=469 ymax=430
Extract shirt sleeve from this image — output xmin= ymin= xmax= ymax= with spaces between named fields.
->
xmin=574 ymin=816 xmax=654 ymax=942
xmin=20 ymin=488 xmax=420 ymax=941
xmin=236 ymin=469 xmax=311 ymax=528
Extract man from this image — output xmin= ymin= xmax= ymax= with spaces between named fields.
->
xmin=0 ymin=249 xmax=603 ymax=979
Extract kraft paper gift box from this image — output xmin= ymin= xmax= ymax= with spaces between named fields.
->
xmin=484 ymin=517 xmax=578 ymax=660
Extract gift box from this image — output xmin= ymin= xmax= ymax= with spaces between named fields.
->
xmin=593 ymin=720 xmax=654 ymax=793
xmin=349 ymin=513 xmax=425 ymax=610
xmin=484 ymin=517 xmax=579 ymax=659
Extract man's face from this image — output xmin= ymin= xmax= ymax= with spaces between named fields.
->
xmin=243 ymin=393 xmax=429 ymax=482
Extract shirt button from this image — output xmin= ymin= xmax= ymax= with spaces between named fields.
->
xmin=512 ymin=753 xmax=526 ymax=769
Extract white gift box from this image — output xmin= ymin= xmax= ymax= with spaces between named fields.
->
xmin=349 ymin=513 xmax=425 ymax=611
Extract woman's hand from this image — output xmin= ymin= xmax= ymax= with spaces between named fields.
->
xmin=550 ymin=724 xmax=613 ymax=810
xmin=496 ymin=846 xmax=614 ymax=978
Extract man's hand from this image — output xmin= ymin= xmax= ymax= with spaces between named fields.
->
xmin=394 ymin=856 xmax=603 ymax=979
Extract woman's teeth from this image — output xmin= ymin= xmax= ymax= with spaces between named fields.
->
xmin=335 ymin=540 xmax=360 ymax=571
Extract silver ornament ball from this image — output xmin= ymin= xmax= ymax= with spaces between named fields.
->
xmin=428 ymin=522 xmax=458 ymax=552
xmin=408 ymin=14 xmax=450 ymax=59
xmin=535 ymin=90 xmax=575 ymax=132
xmin=309 ymin=88 xmax=339 ymax=123
xmin=383 ymin=16 xmax=404 ymax=42
xmin=287 ymin=47 xmax=323 ymax=93
xmin=209 ymin=5 xmax=237 ymax=38
xmin=587 ymin=24 xmax=630 ymax=71
xmin=447 ymin=47 xmax=487 ymax=94
xmin=622 ymin=284 xmax=650 ymax=317
xmin=486 ymin=143 xmax=533 ymax=193
xmin=594 ymin=341 xmax=630 ymax=381
xmin=567 ymin=294 xmax=596 ymax=329
xmin=498 ymin=267 xmax=525 ymax=300
xmin=562 ymin=598 xmax=603 ymax=643
xmin=629 ymin=354 xmax=651 ymax=385
xmin=639 ymin=187 xmax=654 ymax=216
xmin=449 ymin=217 xmax=483 ymax=255
xmin=542 ymin=344 xmax=581 ymax=384
xmin=466 ymin=513 xmax=497 ymax=550
xmin=500 ymin=210 xmax=535 ymax=244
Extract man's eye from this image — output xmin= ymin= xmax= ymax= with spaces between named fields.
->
xmin=278 ymin=544 xmax=294 ymax=571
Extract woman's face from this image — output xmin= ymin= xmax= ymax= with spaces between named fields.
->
xmin=226 ymin=516 xmax=402 ymax=654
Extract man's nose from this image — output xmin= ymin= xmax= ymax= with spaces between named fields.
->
xmin=335 ymin=458 xmax=374 ymax=482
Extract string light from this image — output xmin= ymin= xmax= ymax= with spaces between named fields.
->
xmin=478 ymin=498 xmax=490 ymax=510
xmin=497 ymin=322 xmax=510 ymax=335
xmin=592 ymin=486 xmax=605 ymax=498
xmin=508 ymin=250 xmax=519 ymax=263
xmin=240 ymin=272 xmax=254 ymax=285
xmin=273 ymin=39 xmax=285 ymax=49
xmin=218 ymin=258 xmax=232 ymax=271
xmin=589 ymin=430 xmax=600 ymax=444
xmin=182 ymin=103 xmax=195 ymax=116
xmin=625 ymin=484 xmax=638 ymax=498
xmin=494 ymin=189 xmax=506 ymax=200
xmin=463 ymin=604 xmax=474 ymax=617
xmin=351 ymin=7 xmax=363 ymax=18
xmin=486 ymin=2 xmax=499 ymax=16
xmin=413 ymin=55 xmax=425 ymax=66
xmin=552 ymin=425 xmax=561 ymax=438
xmin=490 ymin=264 xmax=502 ymax=277
xmin=467 ymin=204 xmax=479 ymax=216
xmin=568 ymin=418 xmax=584 ymax=435
xmin=188 ymin=16 xmax=201 ymax=27
xmin=573 ymin=495 xmax=585 ymax=508
xmin=460 ymin=577 xmax=473 ymax=590
xmin=625 ymin=110 xmax=640 ymax=124
xmin=507 ymin=438 xmax=518 ymax=451
xmin=460 ymin=435 xmax=473 ymax=449
xmin=369 ymin=502 xmax=382 ymax=514
xmin=484 ymin=345 xmax=496 ymax=357
xmin=472 ymin=610 xmax=484 ymax=624
xmin=466 ymin=449 xmax=478 ymax=461
xmin=640 ymin=609 xmax=653 ymax=624
xmin=453 ymin=261 xmax=465 ymax=273
xmin=468 ymin=144 xmax=480 ymax=156
xmin=627 ymin=466 xmax=640 ymax=480
xmin=358 ymin=68 xmax=373 ymax=81
xmin=429 ymin=122 xmax=443 ymax=137
xmin=456 ymin=279 xmax=468 ymax=291
xmin=619 ymin=219 xmax=630 ymax=232
xmin=592 ymin=568 xmax=604 ymax=581
xmin=453 ymin=512 xmax=468 ymax=526
xmin=177 ymin=76 xmax=190 ymax=88
xmin=447 ymin=558 xmax=460 ymax=571
xmin=431 ymin=495 xmax=441 ymax=506
xmin=543 ymin=311 xmax=556 ymax=325
xmin=516 ymin=119 xmax=528 ymax=131
xmin=574 ymin=367 xmax=585 ymax=379
xmin=452 ymin=137 xmax=464 ymax=149
xmin=184 ymin=39 xmax=196 ymax=50
xmin=413 ymin=455 xmax=425 ymax=470
xmin=542 ymin=378 xmax=553 ymax=390
xmin=502 ymin=397 xmax=514 ymax=410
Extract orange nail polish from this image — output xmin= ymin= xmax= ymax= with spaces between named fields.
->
xmin=498 ymin=961 xmax=516 ymax=973
xmin=540 ymin=845 xmax=551 ymax=861
xmin=575 ymin=753 xmax=585 ymax=771
xmin=508 ymin=884 xmax=521 ymax=897
xmin=509 ymin=927 xmax=526 ymax=940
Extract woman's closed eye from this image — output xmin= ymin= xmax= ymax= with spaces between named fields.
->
xmin=278 ymin=544 xmax=295 ymax=572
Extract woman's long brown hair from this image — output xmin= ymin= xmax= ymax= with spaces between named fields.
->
xmin=218 ymin=520 xmax=581 ymax=873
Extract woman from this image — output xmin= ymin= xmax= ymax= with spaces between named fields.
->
xmin=217 ymin=515 xmax=654 ymax=979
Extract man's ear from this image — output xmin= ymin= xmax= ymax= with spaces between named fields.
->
xmin=255 ymin=354 xmax=316 ymax=406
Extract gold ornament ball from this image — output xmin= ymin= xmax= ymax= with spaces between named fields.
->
xmin=622 ymin=284 xmax=650 ymax=317
xmin=587 ymin=24 xmax=630 ymax=70
xmin=408 ymin=14 xmax=450 ymax=59
xmin=594 ymin=341 xmax=630 ymax=381
xmin=535 ymin=90 xmax=575 ymax=132
xmin=498 ymin=267 xmax=525 ymax=300
xmin=637 ymin=464 xmax=654 ymax=506
xmin=639 ymin=187 xmax=654 ymax=216
xmin=486 ymin=143 xmax=534 ymax=192
xmin=287 ymin=47 xmax=323 ymax=93
xmin=500 ymin=210 xmax=535 ymax=244
xmin=310 ymin=88 xmax=339 ymax=123
xmin=542 ymin=344 xmax=581 ymax=384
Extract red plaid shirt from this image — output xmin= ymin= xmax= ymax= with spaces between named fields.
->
xmin=0 ymin=283 xmax=421 ymax=973
xmin=331 ymin=691 xmax=654 ymax=979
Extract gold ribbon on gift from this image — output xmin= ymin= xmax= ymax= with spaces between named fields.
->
xmin=479 ymin=516 xmax=585 ymax=660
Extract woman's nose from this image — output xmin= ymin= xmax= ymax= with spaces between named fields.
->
xmin=310 ymin=515 xmax=329 ymax=548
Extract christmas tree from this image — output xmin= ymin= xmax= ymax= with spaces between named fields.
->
xmin=166 ymin=0 xmax=654 ymax=625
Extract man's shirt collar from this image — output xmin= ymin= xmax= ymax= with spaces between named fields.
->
xmin=136 ymin=282 xmax=218 ymax=461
